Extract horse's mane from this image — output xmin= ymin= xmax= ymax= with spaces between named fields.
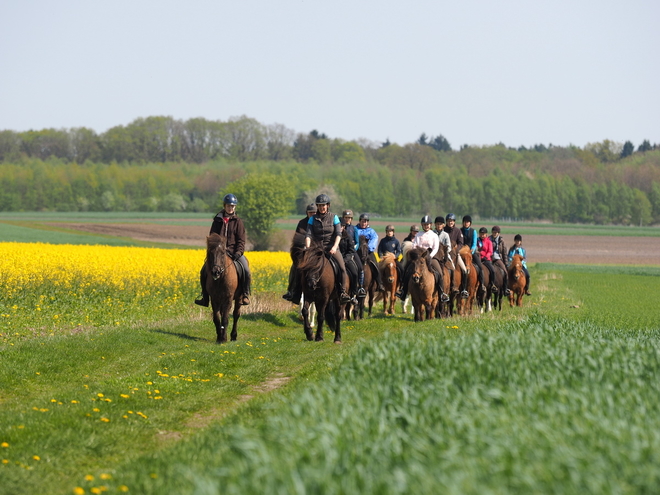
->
xmin=407 ymin=247 xmax=427 ymax=262
xmin=207 ymin=233 xmax=226 ymax=255
xmin=290 ymin=232 xmax=306 ymax=263
xmin=511 ymin=254 xmax=524 ymax=267
xmin=458 ymin=245 xmax=473 ymax=267
xmin=297 ymin=242 xmax=326 ymax=280
xmin=379 ymin=252 xmax=396 ymax=265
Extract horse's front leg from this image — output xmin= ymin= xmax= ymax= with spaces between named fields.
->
xmin=211 ymin=300 xmax=228 ymax=344
xmin=230 ymin=300 xmax=241 ymax=341
xmin=315 ymin=302 xmax=326 ymax=341
xmin=301 ymin=299 xmax=313 ymax=341
xmin=333 ymin=301 xmax=342 ymax=344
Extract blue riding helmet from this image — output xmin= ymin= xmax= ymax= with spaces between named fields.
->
xmin=446 ymin=213 xmax=456 ymax=222
xmin=223 ymin=193 xmax=238 ymax=205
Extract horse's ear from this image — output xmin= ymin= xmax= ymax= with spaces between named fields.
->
xmin=422 ymin=248 xmax=430 ymax=258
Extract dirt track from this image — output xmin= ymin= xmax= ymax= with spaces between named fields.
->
xmin=54 ymin=222 xmax=660 ymax=265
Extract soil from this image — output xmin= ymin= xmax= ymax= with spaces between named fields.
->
xmin=53 ymin=222 xmax=660 ymax=265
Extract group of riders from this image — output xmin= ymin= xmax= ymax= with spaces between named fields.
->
xmin=195 ymin=193 xmax=531 ymax=310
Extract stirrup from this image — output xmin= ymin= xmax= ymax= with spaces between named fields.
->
xmin=395 ymin=290 xmax=404 ymax=299
xmin=505 ymin=288 xmax=511 ymax=296
xmin=339 ymin=292 xmax=351 ymax=304
xmin=357 ymin=287 xmax=367 ymax=297
xmin=491 ymin=285 xmax=498 ymax=293
xmin=440 ymin=293 xmax=450 ymax=302
xmin=460 ymin=290 xmax=469 ymax=299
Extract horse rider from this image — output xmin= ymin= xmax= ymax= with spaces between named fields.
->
xmin=401 ymin=225 xmax=419 ymax=270
xmin=461 ymin=215 xmax=486 ymax=292
xmin=477 ymin=227 xmax=497 ymax=292
xmin=195 ymin=193 xmax=251 ymax=307
xmin=305 ymin=194 xmax=352 ymax=304
xmin=354 ymin=213 xmax=386 ymax=292
xmin=397 ymin=215 xmax=448 ymax=303
xmin=342 ymin=209 xmax=356 ymax=247
xmin=508 ymin=234 xmax=532 ymax=296
xmin=282 ymin=203 xmax=317 ymax=304
xmin=489 ymin=225 xmax=511 ymax=295
xmin=377 ymin=224 xmax=403 ymax=287
xmin=444 ymin=213 xmax=468 ymax=298
xmin=433 ymin=216 xmax=454 ymax=268
xmin=339 ymin=220 xmax=366 ymax=300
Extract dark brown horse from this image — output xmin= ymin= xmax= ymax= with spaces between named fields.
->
xmin=356 ymin=236 xmax=377 ymax=318
xmin=508 ymin=254 xmax=526 ymax=307
xmin=490 ymin=263 xmax=506 ymax=312
xmin=455 ymin=246 xmax=478 ymax=316
xmin=477 ymin=262 xmax=492 ymax=314
xmin=296 ymin=242 xmax=342 ymax=343
xmin=433 ymin=244 xmax=452 ymax=319
xmin=408 ymin=247 xmax=438 ymax=322
xmin=204 ymin=233 xmax=242 ymax=343
xmin=378 ymin=252 xmax=398 ymax=315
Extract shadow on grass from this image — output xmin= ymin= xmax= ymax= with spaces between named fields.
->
xmin=241 ymin=312 xmax=289 ymax=327
xmin=149 ymin=328 xmax=212 ymax=342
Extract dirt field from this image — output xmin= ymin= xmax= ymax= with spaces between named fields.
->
xmin=53 ymin=222 xmax=660 ymax=265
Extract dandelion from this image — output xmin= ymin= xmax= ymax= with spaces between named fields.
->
xmin=73 ymin=487 xmax=85 ymax=495
xmin=120 ymin=394 xmax=130 ymax=399
xmin=33 ymin=455 xmax=40 ymax=461
xmin=1 ymin=442 xmax=8 ymax=448
xmin=84 ymin=475 xmax=95 ymax=481
xmin=100 ymin=417 xmax=110 ymax=423
xmin=100 ymin=474 xmax=111 ymax=480
xmin=118 ymin=486 xmax=129 ymax=492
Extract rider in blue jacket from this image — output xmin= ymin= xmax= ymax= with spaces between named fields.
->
xmin=354 ymin=213 xmax=385 ymax=292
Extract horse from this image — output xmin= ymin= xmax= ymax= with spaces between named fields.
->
xmin=490 ymin=263 xmax=506 ymax=312
xmin=203 ymin=233 xmax=242 ymax=343
xmin=455 ymin=245 xmax=478 ymax=316
xmin=356 ymin=236 xmax=377 ymax=318
xmin=508 ymin=254 xmax=526 ymax=307
xmin=378 ymin=252 xmax=399 ymax=315
xmin=407 ymin=247 xmax=438 ymax=322
xmin=296 ymin=242 xmax=342 ymax=343
xmin=477 ymin=262 xmax=492 ymax=314
xmin=433 ymin=244 xmax=452 ymax=319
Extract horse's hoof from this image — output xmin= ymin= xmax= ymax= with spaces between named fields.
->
xmin=334 ymin=340 xmax=342 ymax=344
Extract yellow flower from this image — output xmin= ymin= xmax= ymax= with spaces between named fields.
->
xmin=84 ymin=474 xmax=95 ymax=481
xmin=120 ymin=394 xmax=130 ymax=399
xmin=118 ymin=486 xmax=129 ymax=493
xmin=73 ymin=487 xmax=85 ymax=495
xmin=100 ymin=474 xmax=111 ymax=480
xmin=100 ymin=417 xmax=110 ymax=423
xmin=1 ymin=442 xmax=8 ymax=448
xmin=33 ymin=455 xmax=41 ymax=461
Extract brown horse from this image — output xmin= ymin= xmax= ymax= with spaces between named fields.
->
xmin=477 ymin=262 xmax=492 ymax=314
xmin=356 ymin=237 xmax=377 ymax=318
xmin=433 ymin=244 xmax=452 ymax=319
xmin=508 ymin=254 xmax=526 ymax=307
xmin=378 ymin=252 xmax=398 ymax=315
xmin=296 ymin=242 xmax=342 ymax=343
xmin=455 ymin=246 xmax=478 ymax=316
xmin=490 ymin=263 xmax=506 ymax=312
xmin=204 ymin=233 xmax=242 ymax=343
xmin=408 ymin=247 xmax=438 ymax=322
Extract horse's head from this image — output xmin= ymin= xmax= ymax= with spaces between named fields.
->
xmin=357 ymin=236 xmax=369 ymax=263
xmin=206 ymin=233 xmax=228 ymax=280
xmin=408 ymin=247 xmax=429 ymax=285
xmin=380 ymin=252 xmax=397 ymax=284
xmin=509 ymin=254 xmax=524 ymax=280
xmin=290 ymin=232 xmax=307 ymax=265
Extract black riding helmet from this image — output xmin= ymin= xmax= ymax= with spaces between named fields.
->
xmin=463 ymin=215 xmax=472 ymax=223
xmin=223 ymin=193 xmax=238 ymax=205
xmin=421 ymin=215 xmax=432 ymax=224
xmin=434 ymin=216 xmax=445 ymax=224
xmin=514 ymin=234 xmax=522 ymax=242
xmin=306 ymin=203 xmax=317 ymax=212
xmin=359 ymin=213 xmax=369 ymax=221
xmin=315 ymin=194 xmax=330 ymax=205
xmin=479 ymin=227 xmax=488 ymax=234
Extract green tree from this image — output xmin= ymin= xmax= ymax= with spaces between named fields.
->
xmin=621 ymin=141 xmax=634 ymax=159
xmin=220 ymin=172 xmax=296 ymax=250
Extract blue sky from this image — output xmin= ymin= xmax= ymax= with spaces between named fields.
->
xmin=1 ymin=0 xmax=658 ymax=149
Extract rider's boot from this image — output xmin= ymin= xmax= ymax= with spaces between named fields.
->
xmin=240 ymin=293 xmax=250 ymax=305
xmin=195 ymin=292 xmax=209 ymax=307
xmin=460 ymin=274 xmax=469 ymax=299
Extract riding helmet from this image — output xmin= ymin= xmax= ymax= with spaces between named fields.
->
xmin=421 ymin=215 xmax=432 ymax=224
xmin=386 ymin=224 xmax=395 ymax=232
xmin=434 ymin=216 xmax=445 ymax=224
xmin=479 ymin=227 xmax=488 ymax=234
xmin=306 ymin=203 xmax=317 ymax=212
xmin=342 ymin=209 xmax=353 ymax=218
xmin=315 ymin=193 xmax=330 ymax=205
xmin=223 ymin=193 xmax=238 ymax=205
xmin=463 ymin=215 xmax=472 ymax=223
xmin=410 ymin=225 xmax=420 ymax=232
xmin=359 ymin=213 xmax=369 ymax=221
xmin=446 ymin=213 xmax=456 ymax=222
xmin=514 ymin=234 xmax=522 ymax=242
xmin=492 ymin=225 xmax=501 ymax=233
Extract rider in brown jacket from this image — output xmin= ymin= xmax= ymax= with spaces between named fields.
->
xmin=195 ymin=193 xmax=251 ymax=307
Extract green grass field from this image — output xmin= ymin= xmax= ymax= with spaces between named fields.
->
xmin=1 ymin=218 xmax=660 ymax=494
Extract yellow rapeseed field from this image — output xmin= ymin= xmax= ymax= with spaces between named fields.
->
xmin=0 ymin=243 xmax=290 ymax=336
